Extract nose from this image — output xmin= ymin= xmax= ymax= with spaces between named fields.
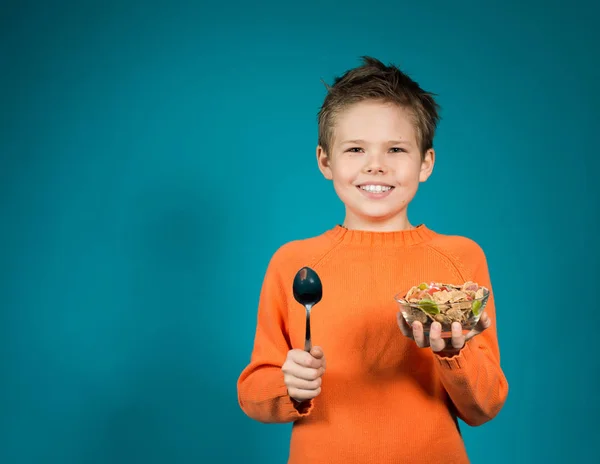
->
xmin=361 ymin=153 xmax=388 ymax=174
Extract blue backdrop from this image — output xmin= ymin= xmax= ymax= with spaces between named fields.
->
xmin=2 ymin=0 xmax=598 ymax=462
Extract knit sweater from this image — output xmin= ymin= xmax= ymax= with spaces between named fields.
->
xmin=237 ymin=225 xmax=509 ymax=464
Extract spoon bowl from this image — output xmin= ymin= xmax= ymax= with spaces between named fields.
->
xmin=292 ymin=267 xmax=323 ymax=352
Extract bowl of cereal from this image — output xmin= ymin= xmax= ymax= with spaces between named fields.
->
xmin=394 ymin=281 xmax=490 ymax=338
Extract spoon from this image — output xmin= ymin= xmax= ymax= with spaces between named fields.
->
xmin=292 ymin=266 xmax=323 ymax=352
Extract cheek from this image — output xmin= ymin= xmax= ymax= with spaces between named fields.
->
xmin=395 ymin=162 xmax=422 ymax=183
xmin=330 ymin=166 xmax=359 ymax=198
xmin=330 ymin=163 xmax=358 ymax=183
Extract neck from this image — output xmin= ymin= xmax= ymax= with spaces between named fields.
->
xmin=342 ymin=211 xmax=413 ymax=232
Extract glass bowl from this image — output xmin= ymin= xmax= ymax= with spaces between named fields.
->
xmin=394 ymin=281 xmax=490 ymax=338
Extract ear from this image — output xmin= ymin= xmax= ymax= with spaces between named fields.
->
xmin=316 ymin=146 xmax=333 ymax=180
xmin=419 ymin=148 xmax=435 ymax=182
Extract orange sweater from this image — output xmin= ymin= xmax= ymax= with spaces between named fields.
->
xmin=237 ymin=225 xmax=509 ymax=464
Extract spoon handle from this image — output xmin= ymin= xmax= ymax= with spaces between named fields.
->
xmin=304 ymin=306 xmax=312 ymax=352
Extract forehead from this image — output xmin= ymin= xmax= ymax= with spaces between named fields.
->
xmin=333 ymin=100 xmax=417 ymax=144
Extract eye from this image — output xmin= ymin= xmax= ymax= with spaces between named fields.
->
xmin=346 ymin=147 xmax=364 ymax=153
xmin=390 ymin=147 xmax=406 ymax=153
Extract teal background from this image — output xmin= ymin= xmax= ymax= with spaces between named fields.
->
xmin=1 ymin=0 xmax=598 ymax=463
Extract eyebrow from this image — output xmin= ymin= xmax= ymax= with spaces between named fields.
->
xmin=340 ymin=139 xmax=412 ymax=146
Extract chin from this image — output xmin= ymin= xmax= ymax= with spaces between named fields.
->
xmin=357 ymin=209 xmax=402 ymax=222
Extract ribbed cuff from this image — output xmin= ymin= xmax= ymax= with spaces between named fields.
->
xmin=275 ymin=382 xmax=314 ymax=419
xmin=435 ymin=340 xmax=477 ymax=369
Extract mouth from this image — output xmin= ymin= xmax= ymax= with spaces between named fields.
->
xmin=358 ymin=184 xmax=395 ymax=194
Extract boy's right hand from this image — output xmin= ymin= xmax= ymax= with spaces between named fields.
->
xmin=282 ymin=346 xmax=326 ymax=402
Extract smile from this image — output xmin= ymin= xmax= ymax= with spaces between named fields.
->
xmin=359 ymin=185 xmax=394 ymax=193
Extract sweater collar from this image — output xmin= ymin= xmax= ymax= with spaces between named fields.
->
xmin=326 ymin=224 xmax=437 ymax=246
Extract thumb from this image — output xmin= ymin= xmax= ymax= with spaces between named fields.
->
xmin=310 ymin=346 xmax=326 ymax=370
xmin=310 ymin=346 xmax=325 ymax=359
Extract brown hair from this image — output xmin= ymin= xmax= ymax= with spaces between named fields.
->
xmin=317 ymin=56 xmax=440 ymax=159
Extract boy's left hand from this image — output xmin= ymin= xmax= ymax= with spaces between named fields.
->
xmin=396 ymin=311 xmax=491 ymax=355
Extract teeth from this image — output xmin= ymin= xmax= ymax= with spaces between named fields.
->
xmin=361 ymin=185 xmax=392 ymax=193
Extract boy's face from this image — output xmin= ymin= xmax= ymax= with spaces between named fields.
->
xmin=317 ymin=100 xmax=434 ymax=231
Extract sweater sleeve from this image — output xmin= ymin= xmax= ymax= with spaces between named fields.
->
xmin=237 ymin=249 xmax=314 ymax=423
xmin=433 ymin=244 xmax=509 ymax=427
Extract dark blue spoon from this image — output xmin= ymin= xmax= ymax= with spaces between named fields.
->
xmin=292 ymin=267 xmax=323 ymax=352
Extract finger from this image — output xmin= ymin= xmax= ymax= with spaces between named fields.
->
xmin=396 ymin=313 xmax=414 ymax=338
xmin=310 ymin=346 xmax=324 ymax=359
xmin=450 ymin=322 xmax=466 ymax=350
xmin=412 ymin=321 xmax=428 ymax=348
xmin=284 ymin=375 xmax=322 ymax=391
xmin=282 ymin=363 xmax=324 ymax=381
xmin=288 ymin=387 xmax=321 ymax=402
xmin=289 ymin=349 xmax=323 ymax=369
xmin=466 ymin=311 xmax=492 ymax=341
xmin=310 ymin=346 xmax=326 ymax=370
xmin=429 ymin=322 xmax=446 ymax=352
xmin=479 ymin=311 xmax=492 ymax=330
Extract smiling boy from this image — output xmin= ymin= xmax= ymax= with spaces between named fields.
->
xmin=237 ymin=56 xmax=508 ymax=464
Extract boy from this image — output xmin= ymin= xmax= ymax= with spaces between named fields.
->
xmin=237 ymin=56 xmax=508 ymax=464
